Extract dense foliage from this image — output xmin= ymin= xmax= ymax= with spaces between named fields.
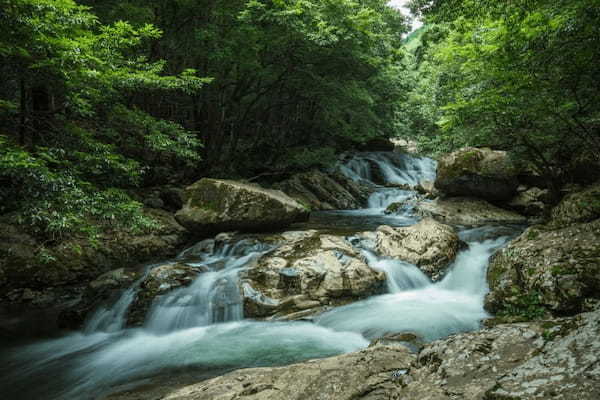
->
xmin=2 ymin=0 xmax=598 ymax=240
xmin=405 ymin=0 xmax=600 ymax=190
xmin=0 ymin=0 xmax=408 ymax=239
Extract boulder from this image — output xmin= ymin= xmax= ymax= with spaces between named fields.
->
xmin=550 ymin=183 xmax=600 ymax=227
xmin=273 ymin=170 xmax=372 ymax=211
xmin=508 ymin=187 xmax=550 ymax=217
xmin=241 ymin=231 xmax=386 ymax=319
xmin=175 ymin=179 xmax=309 ymax=235
xmin=435 ymin=147 xmax=519 ymax=202
xmin=415 ymin=197 xmax=527 ymax=226
xmin=126 ymin=263 xmax=201 ymax=326
xmin=407 ymin=308 xmax=600 ymax=400
xmin=0 ymin=208 xmax=188 ymax=303
xmin=374 ymin=219 xmax=459 ymax=280
xmin=485 ymin=219 xmax=600 ymax=318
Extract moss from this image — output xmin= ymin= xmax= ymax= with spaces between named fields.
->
xmin=441 ymin=149 xmax=483 ymax=179
xmin=551 ymin=265 xmax=576 ymax=276
xmin=497 ymin=291 xmax=548 ymax=321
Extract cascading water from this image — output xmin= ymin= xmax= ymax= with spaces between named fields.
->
xmin=316 ymin=233 xmax=512 ymax=341
xmin=0 ymin=151 xmax=521 ymax=400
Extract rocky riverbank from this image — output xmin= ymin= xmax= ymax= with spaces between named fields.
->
xmin=1 ymin=148 xmax=598 ymax=400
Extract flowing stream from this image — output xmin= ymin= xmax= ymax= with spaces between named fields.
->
xmin=0 ymin=151 xmax=520 ymax=400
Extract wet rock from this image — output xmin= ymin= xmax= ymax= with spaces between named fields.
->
xmin=127 ymin=263 xmax=201 ymax=326
xmin=508 ymin=187 xmax=551 ymax=217
xmin=415 ymin=180 xmax=438 ymax=199
xmin=375 ymin=219 xmax=459 ymax=280
xmin=391 ymin=138 xmax=419 ymax=154
xmin=435 ymin=147 xmax=519 ymax=202
xmin=0 ymin=208 xmax=188 ymax=322
xmin=550 ymin=183 xmax=600 ymax=227
xmin=273 ymin=170 xmax=373 ymax=211
xmin=370 ymin=332 xmax=426 ymax=353
xmin=175 ymin=179 xmax=309 ymax=236
xmin=108 ymin=345 xmax=415 ymax=400
xmin=485 ymin=219 xmax=600 ymax=318
xmin=415 ymin=197 xmax=527 ymax=226
xmin=241 ymin=231 xmax=386 ymax=319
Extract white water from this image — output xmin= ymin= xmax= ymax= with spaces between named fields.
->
xmin=316 ymin=235 xmax=510 ymax=341
xmin=332 ymin=152 xmax=437 ymax=227
xmin=340 ymin=152 xmax=437 ymax=187
xmin=0 ymin=151 xmax=519 ymax=400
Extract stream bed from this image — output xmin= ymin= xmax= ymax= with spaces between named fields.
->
xmin=0 ymin=152 xmax=522 ymax=400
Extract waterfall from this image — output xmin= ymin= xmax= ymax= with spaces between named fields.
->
xmin=145 ymin=240 xmax=270 ymax=332
xmin=339 ymin=152 xmax=437 ymax=187
xmin=315 ymin=235 xmax=511 ymax=341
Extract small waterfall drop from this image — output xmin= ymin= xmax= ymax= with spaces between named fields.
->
xmin=145 ymin=240 xmax=270 ymax=332
xmin=316 ymin=234 xmax=511 ymax=341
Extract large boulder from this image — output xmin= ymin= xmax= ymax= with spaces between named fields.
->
xmin=241 ymin=230 xmax=386 ymax=320
xmin=485 ymin=219 xmax=600 ymax=318
xmin=374 ymin=219 xmax=459 ymax=280
xmin=406 ymin=308 xmax=600 ymax=400
xmin=435 ymin=147 xmax=519 ymax=202
xmin=415 ymin=197 xmax=527 ymax=226
xmin=273 ymin=170 xmax=373 ymax=211
xmin=550 ymin=183 xmax=600 ymax=227
xmin=126 ymin=263 xmax=201 ymax=326
xmin=175 ymin=179 xmax=309 ymax=235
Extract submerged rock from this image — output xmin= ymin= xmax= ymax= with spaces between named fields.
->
xmin=375 ymin=219 xmax=459 ymax=280
xmin=415 ymin=197 xmax=527 ymax=226
xmin=241 ymin=231 xmax=386 ymax=319
xmin=126 ymin=263 xmax=201 ymax=326
xmin=175 ymin=179 xmax=309 ymax=236
xmin=435 ymin=147 xmax=519 ymax=202
xmin=485 ymin=218 xmax=600 ymax=318
xmin=273 ymin=170 xmax=373 ymax=211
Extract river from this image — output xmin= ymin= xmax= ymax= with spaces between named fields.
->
xmin=0 ymin=152 xmax=521 ymax=399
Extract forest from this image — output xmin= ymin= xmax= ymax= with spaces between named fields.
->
xmin=1 ymin=0 xmax=598 ymax=241
xmin=1 ymin=1 xmax=600 ymax=399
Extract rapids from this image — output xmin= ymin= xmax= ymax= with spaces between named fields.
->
xmin=0 ymin=151 xmax=521 ymax=400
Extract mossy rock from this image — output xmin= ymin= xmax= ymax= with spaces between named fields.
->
xmin=435 ymin=147 xmax=520 ymax=202
xmin=485 ymin=219 xmax=600 ymax=319
xmin=176 ymin=179 xmax=309 ymax=236
xmin=550 ymin=183 xmax=600 ymax=227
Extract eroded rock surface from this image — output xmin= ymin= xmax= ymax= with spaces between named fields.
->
xmin=485 ymin=219 xmax=600 ymax=317
xmin=242 ymin=231 xmax=386 ymax=319
xmin=550 ymin=183 xmax=600 ymax=227
xmin=374 ymin=218 xmax=459 ymax=280
xmin=415 ymin=197 xmax=527 ymax=226
xmin=175 ymin=179 xmax=309 ymax=235
xmin=273 ymin=170 xmax=373 ymax=211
